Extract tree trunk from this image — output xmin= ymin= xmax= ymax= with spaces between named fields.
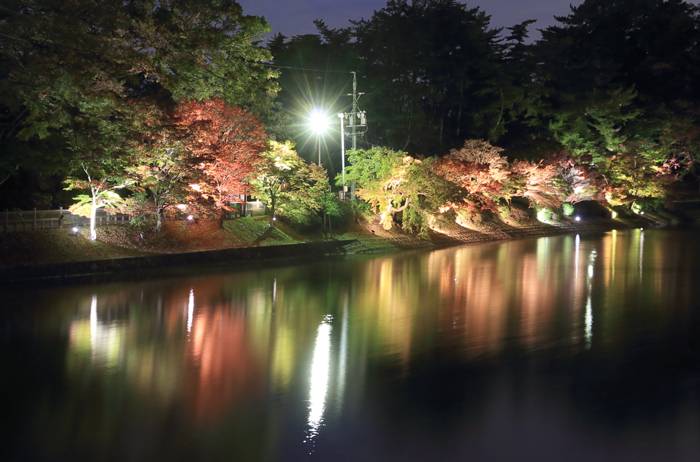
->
xmin=154 ymin=206 xmax=163 ymax=233
xmin=90 ymin=200 xmax=98 ymax=241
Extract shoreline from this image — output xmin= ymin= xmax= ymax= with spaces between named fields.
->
xmin=0 ymin=213 xmax=668 ymax=284
xmin=0 ymin=240 xmax=356 ymax=283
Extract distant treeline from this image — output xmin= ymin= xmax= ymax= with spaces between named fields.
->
xmin=270 ymin=0 xmax=700 ymax=201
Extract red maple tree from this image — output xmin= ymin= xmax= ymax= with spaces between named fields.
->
xmin=174 ymin=99 xmax=267 ymax=221
xmin=434 ymin=158 xmax=505 ymax=214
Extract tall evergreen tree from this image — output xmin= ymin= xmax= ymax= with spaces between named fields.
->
xmin=352 ymin=0 xmax=503 ymax=154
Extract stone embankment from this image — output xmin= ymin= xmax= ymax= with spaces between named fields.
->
xmin=342 ymin=215 xmax=663 ymax=255
xmin=0 ymin=240 xmax=356 ymax=283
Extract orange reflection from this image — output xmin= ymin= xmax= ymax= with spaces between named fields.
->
xmin=187 ymin=305 xmax=263 ymax=422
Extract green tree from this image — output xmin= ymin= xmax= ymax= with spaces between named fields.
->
xmin=252 ymin=141 xmax=329 ymax=230
xmin=125 ymin=101 xmax=190 ymax=233
xmin=352 ymin=0 xmax=503 ymax=153
xmin=344 ymin=147 xmax=450 ymax=234
xmin=0 ymin=0 xmax=277 ymax=204
xmin=63 ymin=99 xmax=132 ymax=240
xmin=531 ymin=0 xmax=700 ymax=198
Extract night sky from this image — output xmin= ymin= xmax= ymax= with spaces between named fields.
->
xmin=237 ymin=0 xmax=587 ymax=42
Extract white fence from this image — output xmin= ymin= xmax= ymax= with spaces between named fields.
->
xmin=1 ymin=208 xmax=131 ymax=233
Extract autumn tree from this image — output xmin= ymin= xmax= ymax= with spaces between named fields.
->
xmin=507 ymin=160 xmax=563 ymax=210
xmin=434 ymin=140 xmax=509 ymax=214
xmin=344 ymin=147 xmax=450 ymax=234
xmin=174 ymin=99 xmax=267 ymax=224
xmin=435 ymin=140 xmax=565 ymax=217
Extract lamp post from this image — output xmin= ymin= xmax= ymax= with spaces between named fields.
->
xmin=309 ymin=110 xmax=328 ymax=167
xmin=338 ymin=113 xmax=346 ymax=199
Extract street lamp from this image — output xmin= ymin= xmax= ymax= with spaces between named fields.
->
xmin=309 ymin=109 xmax=328 ymax=167
xmin=338 ymin=113 xmax=346 ymax=199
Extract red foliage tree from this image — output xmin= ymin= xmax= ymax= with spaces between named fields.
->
xmin=543 ymin=151 xmax=607 ymax=203
xmin=174 ymin=99 xmax=267 ymax=221
xmin=434 ymin=159 xmax=505 ymax=214
xmin=508 ymin=159 xmax=563 ymax=210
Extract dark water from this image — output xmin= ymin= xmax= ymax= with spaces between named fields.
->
xmin=2 ymin=228 xmax=700 ymax=462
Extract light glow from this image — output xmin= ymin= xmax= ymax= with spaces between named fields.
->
xmin=90 ymin=295 xmax=98 ymax=358
xmin=187 ymin=289 xmax=194 ymax=333
xmin=306 ymin=315 xmax=333 ymax=448
xmin=309 ymin=110 xmax=329 ymax=134
xmin=585 ymin=250 xmax=597 ymax=349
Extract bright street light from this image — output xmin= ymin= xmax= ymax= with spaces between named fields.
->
xmin=309 ymin=109 xmax=328 ymax=167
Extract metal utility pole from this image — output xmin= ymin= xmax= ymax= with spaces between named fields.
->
xmin=343 ymin=71 xmax=366 ymax=200
xmin=351 ymin=72 xmax=358 ymax=151
xmin=338 ymin=112 xmax=346 ymax=199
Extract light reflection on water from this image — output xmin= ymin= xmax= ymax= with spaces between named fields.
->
xmin=2 ymin=228 xmax=700 ymax=461
xmin=305 ymin=315 xmax=332 ymax=449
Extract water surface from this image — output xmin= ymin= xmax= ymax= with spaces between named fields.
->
xmin=2 ymin=228 xmax=700 ymax=461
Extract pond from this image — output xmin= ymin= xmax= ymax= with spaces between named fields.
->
xmin=2 ymin=228 xmax=699 ymax=461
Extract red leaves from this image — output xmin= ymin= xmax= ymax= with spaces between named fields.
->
xmin=435 ymin=142 xmax=564 ymax=212
xmin=173 ymin=99 xmax=267 ymax=207
xmin=510 ymin=159 xmax=562 ymax=209
xmin=434 ymin=158 xmax=505 ymax=213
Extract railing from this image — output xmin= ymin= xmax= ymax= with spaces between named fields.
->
xmin=2 ymin=208 xmax=131 ymax=233
xmin=244 ymin=200 xmax=265 ymax=217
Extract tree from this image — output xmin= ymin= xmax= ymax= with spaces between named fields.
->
xmin=344 ymin=147 xmax=449 ymax=234
xmin=125 ymin=101 xmax=190 ymax=233
xmin=251 ymin=141 xmax=329 ymax=229
xmin=434 ymin=141 xmax=509 ymax=215
xmin=435 ymin=140 xmax=565 ymax=215
xmin=63 ymin=99 xmax=132 ymax=240
xmin=531 ymin=0 xmax=700 ymax=197
xmin=174 ymin=99 xmax=268 ymax=223
xmin=0 ymin=0 xmax=277 ymax=206
xmin=352 ymin=0 xmax=503 ymax=153
xmin=507 ymin=160 xmax=563 ymax=210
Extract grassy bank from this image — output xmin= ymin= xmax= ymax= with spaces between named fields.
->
xmin=2 ymin=200 xmax=684 ymax=270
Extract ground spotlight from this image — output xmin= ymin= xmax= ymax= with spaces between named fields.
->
xmin=72 ymin=227 xmax=79 ymax=236
xmin=575 ymin=216 xmax=581 ymax=222
xmin=187 ymin=215 xmax=194 ymax=221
